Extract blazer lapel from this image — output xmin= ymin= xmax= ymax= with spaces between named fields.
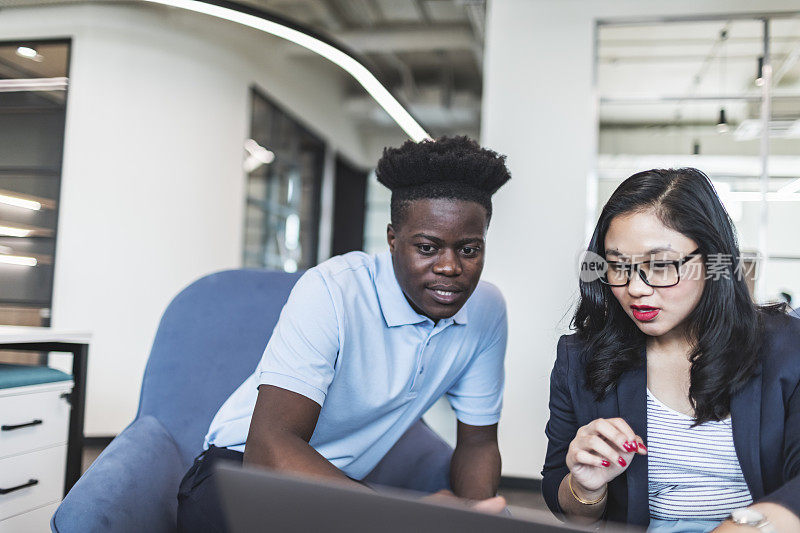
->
xmin=617 ymin=351 xmax=648 ymax=527
xmin=730 ymin=365 xmax=764 ymax=499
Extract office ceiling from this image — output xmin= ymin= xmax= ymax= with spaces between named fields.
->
xmin=247 ymin=0 xmax=485 ymax=136
xmin=598 ymin=17 xmax=800 ymax=130
xmin=2 ymin=1 xmax=800 ymax=135
xmin=0 ymin=0 xmax=485 ymax=137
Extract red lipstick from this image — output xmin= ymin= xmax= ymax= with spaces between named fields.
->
xmin=631 ymin=305 xmax=660 ymax=322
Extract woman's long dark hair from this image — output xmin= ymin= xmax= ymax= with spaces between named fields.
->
xmin=573 ymin=168 xmax=777 ymax=424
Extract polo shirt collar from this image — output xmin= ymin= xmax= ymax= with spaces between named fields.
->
xmin=375 ymin=251 xmax=469 ymax=327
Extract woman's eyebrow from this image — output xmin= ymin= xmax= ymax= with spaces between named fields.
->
xmin=646 ymin=246 xmax=676 ymax=254
xmin=605 ymin=247 xmax=677 ymax=260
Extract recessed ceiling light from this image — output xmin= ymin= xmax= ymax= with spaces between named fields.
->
xmin=16 ymin=46 xmax=37 ymax=58
xmin=0 ymin=225 xmax=32 ymax=237
xmin=0 ymin=192 xmax=41 ymax=211
xmin=15 ymin=46 xmax=43 ymax=62
xmin=0 ymin=254 xmax=37 ymax=267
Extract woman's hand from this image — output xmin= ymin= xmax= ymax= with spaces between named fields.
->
xmin=566 ymin=417 xmax=647 ymax=496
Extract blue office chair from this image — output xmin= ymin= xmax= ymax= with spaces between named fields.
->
xmin=52 ymin=269 xmax=453 ymax=532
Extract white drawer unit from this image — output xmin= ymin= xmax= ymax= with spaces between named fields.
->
xmin=0 ymin=379 xmax=73 ymax=531
xmin=0 ymin=445 xmax=66 ymax=521
xmin=1 ymin=502 xmax=59 ymax=533
xmin=0 ymin=383 xmax=72 ymax=459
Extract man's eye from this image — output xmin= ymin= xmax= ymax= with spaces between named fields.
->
xmin=461 ymin=246 xmax=479 ymax=255
xmin=417 ymin=244 xmax=436 ymax=254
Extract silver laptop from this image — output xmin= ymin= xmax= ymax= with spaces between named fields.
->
xmin=215 ymin=463 xmax=627 ymax=533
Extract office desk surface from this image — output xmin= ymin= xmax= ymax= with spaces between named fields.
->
xmin=0 ymin=327 xmax=92 ymax=344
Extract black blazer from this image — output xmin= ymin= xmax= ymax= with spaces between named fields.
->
xmin=541 ymin=312 xmax=800 ymax=527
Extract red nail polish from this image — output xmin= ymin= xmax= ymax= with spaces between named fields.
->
xmin=623 ymin=442 xmax=636 ymax=452
xmin=601 ymin=460 xmax=611 ymax=467
xmin=618 ymin=457 xmax=627 ymax=467
xmin=638 ymin=442 xmax=648 ymax=452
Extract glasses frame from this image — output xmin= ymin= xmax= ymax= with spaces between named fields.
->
xmin=600 ymin=248 xmax=702 ymax=288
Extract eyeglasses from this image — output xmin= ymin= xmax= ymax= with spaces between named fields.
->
xmin=600 ymin=248 xmax=701 ymax=288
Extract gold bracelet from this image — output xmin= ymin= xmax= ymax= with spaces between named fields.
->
xmin=568 ymin=473 xmax=607 ymax=505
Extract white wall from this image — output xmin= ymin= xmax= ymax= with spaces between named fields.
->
xmin=0 ymin=3 xmax=367 ymax=435
xmin=481 ymin=0 xmax=800 ymax=478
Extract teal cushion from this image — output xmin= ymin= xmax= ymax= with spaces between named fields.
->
xmin=0 ymin=363 xmax=72 ymax=389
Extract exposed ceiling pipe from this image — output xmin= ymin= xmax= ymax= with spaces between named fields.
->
xmin=457 ymin=0 xmax=485 ymax=69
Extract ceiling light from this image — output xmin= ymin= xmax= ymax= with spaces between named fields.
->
xmin=16 ymin=46 xmax=36 ymax=58
xmin=16 ymin=46 xmax=37 ymax=58
xmin=0 ymin=78 xmax=68 ymax=92
xmin=716 ymin=108 xmax=729 ymax=134
xmin=755 ymin=56 xmax=764 ymax=87
xmin=734 ymin=119 xmax=800 ymax=141
xmin=0 ymin=225 xmax=32 ymax=237
xmin=243 ymin=139 xmax=275 ymax=172
xmin=718 ymin=191 xmax=800 ymax=202
xmin=284 ymin=213 xmax=299 ymax=251
xmin=0 ymin=192 xmax=41 ymax=211
xmin=778 ymin=178 xmax=800 ymax=195
xmin=0 ymin=254 xmax=37 ymax=267
xmin=139 ymin=0 xmax=429 ymax=142
xmin=15 ymin=46 xmax=43 ymax=62
xmin=283 ymin=258 xmax=298 ymax=273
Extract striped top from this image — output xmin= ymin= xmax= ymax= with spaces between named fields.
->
xmin=647 ymin=389 xmax=752 ymax=520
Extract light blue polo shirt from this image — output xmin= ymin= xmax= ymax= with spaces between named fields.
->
xmin=204 ymin=251 xmax=507 ymax=479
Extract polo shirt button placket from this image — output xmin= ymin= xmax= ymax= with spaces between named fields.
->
xmin=410 ymin=336 xmax=431 ymax=393
xmin=421 ymin=339 xmax=429 ymax=374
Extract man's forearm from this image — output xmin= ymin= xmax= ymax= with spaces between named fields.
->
xmin=449 ymin=441 xmax=501 ymax=500
xmin=243 ymin=430 xmax=357 ymax=486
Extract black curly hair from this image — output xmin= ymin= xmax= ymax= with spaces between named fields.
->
xmin=375 ymin=136 xmax=511 ymax=227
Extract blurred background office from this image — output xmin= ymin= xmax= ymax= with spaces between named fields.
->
xmin=0 ymin=0 xmax=798 ymax=507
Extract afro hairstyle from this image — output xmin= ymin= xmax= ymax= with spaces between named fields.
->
xmin=375 ymin=136 xmax=511 ymax=227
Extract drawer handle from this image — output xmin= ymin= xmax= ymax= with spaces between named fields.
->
xmin=1 ymin=419 xmax=43 ymax=431
xmin=0 ymin=479 xmax=38 ymax=495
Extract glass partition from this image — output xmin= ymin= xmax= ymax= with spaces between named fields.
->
xmin=243 ymin=88 xmax=324 ymax=272
xmin=0 ymin=39 xmax=69 ymax=326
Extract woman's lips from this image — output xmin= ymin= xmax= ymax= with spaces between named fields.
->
xmin=631 ymin=306 xmax=660 ymax=322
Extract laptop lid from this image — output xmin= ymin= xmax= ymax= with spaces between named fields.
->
xmin=215 ymin=463 xmax=613 ymax=533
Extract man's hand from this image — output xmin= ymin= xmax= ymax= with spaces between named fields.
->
xmin=423 ymin=489 xmax=507 ymax=515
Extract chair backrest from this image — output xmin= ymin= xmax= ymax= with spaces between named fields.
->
xmin=136 ymin=268 xmax=302 ymax=463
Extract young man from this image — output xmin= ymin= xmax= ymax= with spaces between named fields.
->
xmin=177 ymin=136 xmax=512 ymax=532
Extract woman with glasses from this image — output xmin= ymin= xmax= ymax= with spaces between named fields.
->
xmin=542 ymin=168 xmax=800 ymax=533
